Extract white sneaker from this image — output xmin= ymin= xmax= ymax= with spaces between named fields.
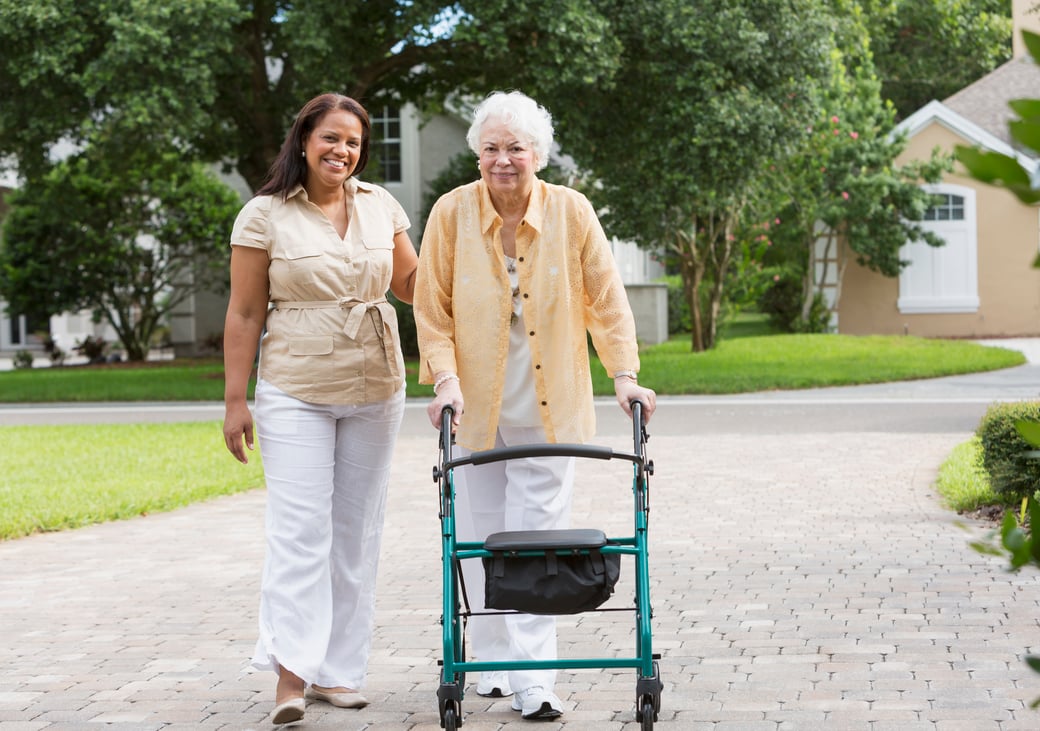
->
xmin=511 ymin=686 xmax=563 ymax=720
xmin=475 ymin=671 xmax=513 ymax=698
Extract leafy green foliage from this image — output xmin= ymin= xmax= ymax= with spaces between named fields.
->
xmin=547 ymin=0 xmax=833 ymax=352
xmin=976 ymin=402 xmax=1040 ymax=500
xmin=860 ymin=0 xmax=1012 ymax=118
xmin=758 ymin=270 xmax=831 ymax=333
xmin=763 ymin=7 xmax=951 ymax=330
xmin=660 ymin=275 xmax=692 ymax=335
xmin=11 ymin=350 xmax=32 ymax=370
xmin=956 ymin=30 xmax=1040 ymax=205
xmin=0 ymin=151 xmax=242 ymax=360
xmin=0 ymin=0 xmax=620 ymax=192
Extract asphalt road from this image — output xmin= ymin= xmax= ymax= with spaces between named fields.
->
xmin=1 ymin=363 xmax=1037 ymax=436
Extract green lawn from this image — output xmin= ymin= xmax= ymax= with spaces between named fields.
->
xmin=0 ymin=422 xmax=265 ymax=540
xmin=0 ymin=324 xmax=1028 ymax=540
xmin=0 ymin=331 xmax=1025 ymax=403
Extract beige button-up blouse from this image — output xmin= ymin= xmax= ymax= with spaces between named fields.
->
xmin=230 ymin=178 xmax=410 ymax=405
xmin=415 ymin=179 xmax=640 ymax=450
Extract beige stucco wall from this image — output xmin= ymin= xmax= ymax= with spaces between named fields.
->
xmin=839 ymin=120 xmax=1040 ymax=338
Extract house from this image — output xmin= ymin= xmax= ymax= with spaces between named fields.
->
xmin=834 ymin=0 xmax=1040 ymax=338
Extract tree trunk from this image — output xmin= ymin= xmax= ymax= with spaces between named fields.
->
xmin=674 ymin=228 xmax=706 ymax=352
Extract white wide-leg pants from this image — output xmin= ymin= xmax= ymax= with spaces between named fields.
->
xmin=250 ymin=379 xmax=405 ymax=689
xmin=454 ymin=425 xmax=576 ymax=694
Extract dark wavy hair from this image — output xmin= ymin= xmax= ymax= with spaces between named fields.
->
xmin=257 ymin=93 xmax=371 ymax=198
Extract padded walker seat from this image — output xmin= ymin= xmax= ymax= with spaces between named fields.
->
xmin=483 ymin=528 xmax=608 ymax=553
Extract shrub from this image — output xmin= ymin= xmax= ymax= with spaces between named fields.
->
xmin=12 ymin=349 xmax=33 ymax=369
xmin=976 ymin=401 xmax=1040 ymax=500
xmin=660 ymin=275 xmax=691 ymax=334
xmin=41 ymin=334 xmax=65 ymax=366
xmin=758 ymin=270 xmax=830 ymax=333
xmin=390 ymin=293 xmax=418 ymax=358
xmin=74 ymin=335 xmax=108 ymax=364
xmin=758 ymin=272 xmax=802 ymax=332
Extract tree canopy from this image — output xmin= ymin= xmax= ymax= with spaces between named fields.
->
xmin=0 ymin=0 xmax=1016 ymax=356
xmin=765 ymin=4 xmax=951 ymax=330
xmin=0 ymin=149 xmax=242 ymax=360
xmin=547 ymin=0 xmax=833 ymax=350
xmin=862 ymin=0 xmax=1012 ymax=118
xmin=0 ymin=0 xmax=620 ymax=191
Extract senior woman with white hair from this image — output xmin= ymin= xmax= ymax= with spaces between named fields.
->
xmin=414 ymin=90 xmax=657 ymax=721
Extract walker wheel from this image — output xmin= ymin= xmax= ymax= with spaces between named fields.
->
xmin=640 ymin=699 xmax=655 ymax=730
xmin=443 ymin=704 xmax=460 ymax=730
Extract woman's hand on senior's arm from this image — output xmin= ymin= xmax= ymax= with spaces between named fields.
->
xmin=427 ymin=373 xmax=464 ymax=430
xmin=614 ymin=377 xmax=657 ymax=424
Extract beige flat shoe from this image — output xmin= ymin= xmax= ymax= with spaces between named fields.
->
xmin=305 ymin=686 xmax=369 ymax=709
xmin=269 ymin=696 xmax=305 ymax=725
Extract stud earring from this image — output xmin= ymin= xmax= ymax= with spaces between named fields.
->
xmin=301 ymin=150 xmax=306 ymax=158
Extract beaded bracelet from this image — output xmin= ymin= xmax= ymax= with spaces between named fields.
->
xmin=433 ymin=372 xmax=460 ymax=394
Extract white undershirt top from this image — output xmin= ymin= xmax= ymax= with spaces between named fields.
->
xmin=498 ymin=256 xmax=541 ymax=426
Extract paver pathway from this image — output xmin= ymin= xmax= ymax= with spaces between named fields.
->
xmin=3 ymin=423 xmax=1039 ymax=730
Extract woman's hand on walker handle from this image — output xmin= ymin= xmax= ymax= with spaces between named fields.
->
xmin=427 ymin=376 xmax=464 ymax=430
xmin=614 ymin=377 xmax=656 ymax=424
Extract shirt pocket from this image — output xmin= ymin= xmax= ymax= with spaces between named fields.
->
xmin=288 ymin=335 xmax=334 ymax=356
xmin=359 ymin=212 xmax=396 ymax=251
xmin=361 ymin=235 xmax=395 ymax=251
xmin=281 ymin=245 xmax=327 ymax=288
xmin=283 ymin=244 xmax=326 ymax=264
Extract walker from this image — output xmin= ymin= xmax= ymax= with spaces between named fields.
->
xmin=431 ymin=401 xmax=663 ymax=729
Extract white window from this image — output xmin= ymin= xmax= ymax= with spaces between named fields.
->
xmin=898 ymin=184 xmax=979 ymax=313
xmin=370 ymin=106 xmax=402 ymax=183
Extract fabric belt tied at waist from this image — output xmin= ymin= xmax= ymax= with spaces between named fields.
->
xmin=273 ymin=296 xmax=392 ymax=339
xmin=271 ymin=297 xmax=400 ymax=379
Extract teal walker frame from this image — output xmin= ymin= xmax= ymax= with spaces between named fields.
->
xmin=431 ymin=401 xmax=663 ymax=730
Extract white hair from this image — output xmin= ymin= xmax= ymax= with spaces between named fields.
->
xmin=466 ymin=91 xmax=554 ymax=171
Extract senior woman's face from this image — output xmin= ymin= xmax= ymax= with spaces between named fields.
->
xmin=478 ymin=118 xmax=536 ymax=201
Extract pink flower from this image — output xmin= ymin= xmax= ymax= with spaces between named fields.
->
xmin=831 ymin=115 xmax=839 ymax=124
xmin=773 ymin=274 xmax=781 ymax=282
xmin=850 ymin=131 xmax=859 ymax=139
xmin=774 ymin=218 xmax=781 ymax=225
xmin=841 ymin=191 xmax=849 ymax=200
xmin=833 ymin=129 xmax=840 ymax=135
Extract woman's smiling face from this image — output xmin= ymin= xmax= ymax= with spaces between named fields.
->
xmin=478 ymin=118 xmax=536 ymax=201
xmin=303 ymin=109 xmax=364 ymax=192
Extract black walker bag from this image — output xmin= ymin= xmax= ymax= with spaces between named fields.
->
xmin=482 ymin=528 xmax=621 ymax=615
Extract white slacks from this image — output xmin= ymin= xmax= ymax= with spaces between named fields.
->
xmin=454 ymin=425 xmax=576 ymax=693
xmin=250 ymin=379 xmax=405 ymax=689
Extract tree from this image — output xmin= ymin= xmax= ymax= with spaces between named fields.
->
xmin=0 ymin=0 xmax=621 ymax=192
xmin=0 ymin=150 xmax=242 ymax=361
xmin=548 ymin=0 xmax=832 ymax=351
xmin=861 ymin=0 xmax=1012 ymax=118
xmin=0 ymin=0 xmax=621 ymax=356
xmin=765 ymin=4 xmax=951 ymax=330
